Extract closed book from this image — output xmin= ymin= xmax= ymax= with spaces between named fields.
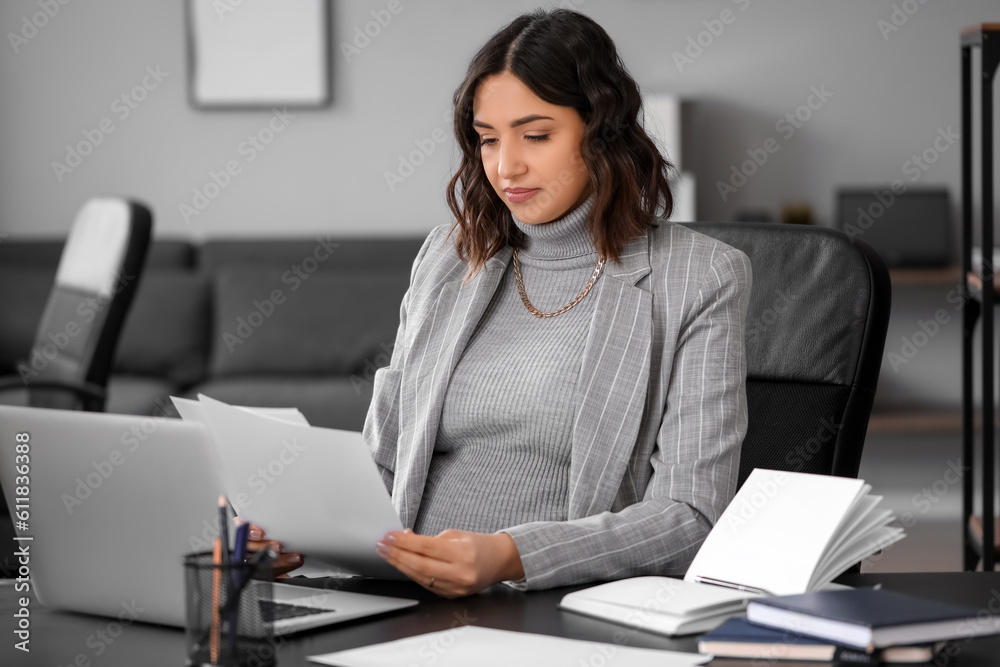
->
xmin=698 ymin=618 xmax=944 ymax=663
xmin=747 ymin=588 xmax=1000 ymax=651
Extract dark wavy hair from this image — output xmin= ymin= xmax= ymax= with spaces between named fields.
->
xmin=446 ymin=8 xmax=674 ymax=275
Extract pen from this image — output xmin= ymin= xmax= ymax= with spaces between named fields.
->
xmin=228 ymin=519 xmax=249 ymax=656
xmin=692 ymin=576 xmax=772 ymax=596
xmin=232 ymin=519 xmax=249 ymax=569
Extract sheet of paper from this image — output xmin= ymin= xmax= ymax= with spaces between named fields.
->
xmin=195 ymin=394 xmax=405 ymax=579
xmin=291 ymin=557 xmax=360 ymax=579
xmin=308 ymin=626 xmax=711 ymax=667
xmin=685 ymin=469 xmax=869 ymax=595
xmin=171 ymin=395 xmax=310 ymax=426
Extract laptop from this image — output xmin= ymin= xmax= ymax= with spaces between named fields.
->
xmin=0 ymin=404 xmax=417 ymax=634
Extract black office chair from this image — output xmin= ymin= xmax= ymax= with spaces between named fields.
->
xmin=0 ymin=197 xmax=152 ymax=411
xmin=682 ymin=222 xmax=891 ymax=487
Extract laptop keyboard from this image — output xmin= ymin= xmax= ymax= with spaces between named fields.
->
xmin=261 ymin=600 xmax=334 ymax=621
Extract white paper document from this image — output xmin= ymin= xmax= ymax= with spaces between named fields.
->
xmin=172 ymin=394 xmax=404 ymax=579
xmin=171 ymin=395 xmax=310 ymax=426
xmin=307 ymin=626 xmax=712 ymax=667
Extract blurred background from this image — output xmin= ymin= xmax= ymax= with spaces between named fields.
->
xmin=2 ymin=0 xmax=999 ymax=572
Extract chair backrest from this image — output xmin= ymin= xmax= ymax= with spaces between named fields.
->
xmin=681 ymin=222 xmax=891 ymax=487
xmin=25 ymin=197 xmax=152 ymax=410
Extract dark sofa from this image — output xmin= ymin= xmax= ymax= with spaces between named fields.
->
xmin=0 ymin=236 xmax=426 ymax=430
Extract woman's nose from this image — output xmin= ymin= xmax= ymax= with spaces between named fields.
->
xmin=497 ymin=143 xmax=526 ymax=180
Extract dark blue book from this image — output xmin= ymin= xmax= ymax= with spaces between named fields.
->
xmin=747 ymin=588 xmax=1000 ymax=651
xmin=698 ymin=617 xmax=943 ymax=663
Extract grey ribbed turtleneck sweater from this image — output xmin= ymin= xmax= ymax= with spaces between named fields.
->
xmin=414 ymin=196 xmax=602 ymax=536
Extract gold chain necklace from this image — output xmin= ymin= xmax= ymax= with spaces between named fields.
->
xmin=511 ymin=249 xmax=606 ymax=318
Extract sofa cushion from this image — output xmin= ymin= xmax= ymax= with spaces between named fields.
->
xmin=209 ymin=268 xmax=408 ymax=378
xmin=188 ymin=376 xmax=374 ymax=431
xmin=0 ymin=240 xmax=200 ymax=376
xmin=0 ymin=239 xmax=196 ymax=269
xmin=200 ymin=238 xmax=425 ymax=273
xmin=146 ymin=240 xmax=198 ymax=269
xmin=0 ymin=240 xmax=63 ymax=266
xmin=0 ymin=268 xmax=55 ymax=374
xmin=112 ymin=270 xmax=210 ymax=386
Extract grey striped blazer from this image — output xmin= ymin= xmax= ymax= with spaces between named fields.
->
xmin=363 ymin=219 xmax=752 ymax=590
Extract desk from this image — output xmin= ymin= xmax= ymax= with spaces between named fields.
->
xmin=2 ymin=572 xmax=1000 ymax=666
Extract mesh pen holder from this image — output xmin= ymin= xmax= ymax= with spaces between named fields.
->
xmin=183 ymin=551 xmax=275 ymax=667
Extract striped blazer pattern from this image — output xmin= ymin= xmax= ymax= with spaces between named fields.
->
xmin=363 ymin=218 xmax=752 ymax=590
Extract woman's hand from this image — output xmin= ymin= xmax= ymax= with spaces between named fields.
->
xmin=245 ymin=523 xmax=304 ymax=578
xmin=375 ymin=529 xmax=525 ymax=597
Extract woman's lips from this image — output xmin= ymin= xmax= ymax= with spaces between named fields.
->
xmin=504 ymin=188 xmax=540 ymax=203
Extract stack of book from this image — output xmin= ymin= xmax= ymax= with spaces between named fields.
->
xmin=699 ymin=605 xmax=943 ymax=664
xmin=558 ymin=469 xmax=1000 ymax=662
xmin=698 ymin=585 xmax=1000 ymax=663
xmin=560 ymin=469 xmax=905 ymax=635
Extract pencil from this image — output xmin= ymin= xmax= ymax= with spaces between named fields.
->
xmin=218 ymin=495 xmax=231 ymax=659
xmin=211 ymin=538 xmax=222 ymax=664
xmin=218 ymin=495 xmax=231 ymax=569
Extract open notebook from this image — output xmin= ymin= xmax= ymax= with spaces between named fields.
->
xmin=559 ymin=469 xmax=905 ymax=635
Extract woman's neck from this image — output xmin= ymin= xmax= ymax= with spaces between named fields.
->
xmin=510 ymin=194 xmax=597 ymax=260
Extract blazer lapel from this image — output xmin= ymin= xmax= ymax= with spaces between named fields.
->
xmin=568 ymin=233 xmax=653 ymax=518
xmin=393 ymin=248 xmax=513 ymax=528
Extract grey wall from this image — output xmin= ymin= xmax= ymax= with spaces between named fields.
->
xmin=2 ymin=0 xmax=998 ymax=238
xmin=1 ymin=0 xmax=998 ymax=408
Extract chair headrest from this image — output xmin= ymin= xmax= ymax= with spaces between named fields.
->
xmin=54 ymin=198 xmax=134 ymax=298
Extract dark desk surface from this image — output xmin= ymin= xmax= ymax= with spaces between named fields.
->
xmin=3 ymin=572 xmax=1000 ymax=666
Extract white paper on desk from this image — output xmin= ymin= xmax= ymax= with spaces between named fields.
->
xmin=308 ymin=626 xmax=711 ymax=667
xmin=195 ymin=394 xmax=405 ymax=580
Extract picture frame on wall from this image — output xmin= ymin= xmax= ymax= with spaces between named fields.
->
xmin=186 ymin=0 xmax=331 ymax=109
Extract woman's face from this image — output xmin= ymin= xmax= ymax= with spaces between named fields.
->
xmin=472 ymin=71 xmax=591 ymax=225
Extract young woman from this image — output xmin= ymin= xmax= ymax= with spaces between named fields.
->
xmin=363 ymin=8 xmax=752 ymax=598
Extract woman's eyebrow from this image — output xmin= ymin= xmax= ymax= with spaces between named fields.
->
xmin=472 ymin=114 xmax=555 ymax=130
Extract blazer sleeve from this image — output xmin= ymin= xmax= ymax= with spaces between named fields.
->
xmin=362 ymin=227 xmax=443 ymax=492
xmin=501 ymin=246 xmax=752 ymax=590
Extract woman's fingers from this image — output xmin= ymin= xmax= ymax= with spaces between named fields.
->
xmin=237 ymin=524 xmax=304 ymax=578
xmin=376 ymin=532 xmax=480 ymax=597
xmin=381 ymin=530 xmax=454 ymax=560
xmin=377 ymin=545 xmax=454 ymax=595
xmin=247 ymin=538 xmax=283 ymax=551
xmin=271 ymin=552 xmax=304 ymax=578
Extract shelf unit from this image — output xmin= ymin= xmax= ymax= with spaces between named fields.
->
xmin=961 ymin=23 xmax=1000 ymax=571
xmin=866 ymin=268 xmax=964 ymax=434
xmin=889 ymin=266 xmax=962 ymax=286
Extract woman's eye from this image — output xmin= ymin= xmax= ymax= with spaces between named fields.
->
xmin=526 ymin=134 xmax=549 ymax=142
xmin=479 ymin=137 xmax=496 ymax=147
